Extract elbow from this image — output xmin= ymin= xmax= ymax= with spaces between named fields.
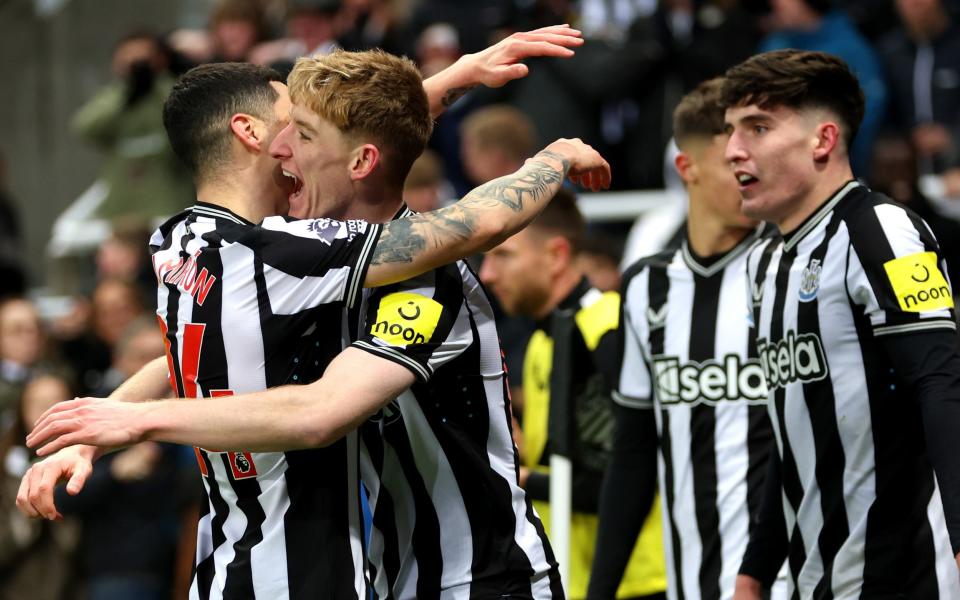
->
xmin=298 ymin=422 xmax=340 ymax=449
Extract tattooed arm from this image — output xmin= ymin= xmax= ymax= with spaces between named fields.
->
xmin=364 ymin=138 xmax=610 ymax=288
xmin=421 ymin=25 xmax=583 ymax=118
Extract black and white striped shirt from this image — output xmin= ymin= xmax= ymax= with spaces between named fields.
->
xmin=150 ymin=203 xmax=380 ymax=600
xmin=350 ymin=208 xmax=561 ymax=599
xmin=745 ymin=181 xmax=960 ymax=598
xmin=615 ymin=227 xmax=775 ymax=599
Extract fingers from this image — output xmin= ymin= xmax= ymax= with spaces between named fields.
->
xmin=26 ymin=462 xmax=64 ymax=520
xmin=492 ymin=63 xmax=529 ymax=85
xmin=505 ymin=40 xmax=577 ymax=60
xmin=65 ymin=460 xmax=92 ymax=495
xmin=513 ymin=31 xmax=585 ymax=49
xmin=36 ymin=431 xmax=82 ymax=457
xmin=16 ymin=467 xmax=41 ymax=518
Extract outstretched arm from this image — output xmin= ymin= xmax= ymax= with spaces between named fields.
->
xmin=26 ymin=347 xmax=415 ymax=457
xmin=364 ymin=138 xmax=610 ymax=287
xmin=421 ymin=25 xmax=583 ymax=118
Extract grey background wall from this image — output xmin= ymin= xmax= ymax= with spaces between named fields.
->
xmin=0 ymin=0 xmax=206 ymax=289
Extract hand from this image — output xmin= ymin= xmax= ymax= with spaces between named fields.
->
xmin=732 ymin=574 xmax=764 ymax=600
xmin=518 ymin=465 xmax=530 ymax=488
xmin=542 ymin=138 xmax=612 ymax=192
xmin=26 ymin=397 xmax=149 ymax=457
xmin=459 ymin=25 xmax=584 ymax=89
xmin=16 ymin=445 xmax=99 ymax=520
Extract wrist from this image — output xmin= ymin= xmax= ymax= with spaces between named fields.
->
xmin=133 ymin=401 xmax=163 ymax=443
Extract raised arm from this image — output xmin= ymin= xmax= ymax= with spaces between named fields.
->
xmin=364 ymin=138 xmax=610 ymax=287
xmin=421 ymin=25 xmax=584 ymax=118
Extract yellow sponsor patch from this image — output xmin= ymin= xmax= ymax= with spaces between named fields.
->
xmin=370 ymin=292 xmax=443 ymax=347
xmin=883 ymin=251 xmax=954 ymax=312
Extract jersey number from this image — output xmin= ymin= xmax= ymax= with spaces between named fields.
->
xmin=156 ymin=316 xmax=258 ymax=480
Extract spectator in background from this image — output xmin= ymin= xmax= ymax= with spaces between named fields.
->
xmin=462 ymin=105 xmax=540 ymax=401
xmin=401 ymin=149 xmax=450 ymax=213
xmin=415 ymin=22 xmax=462 ymax=78
xmin=209 ymin=0 xmax=268 ymax=63
xmin=878 ymin=0 xmax=960 ymax=195
xmin=249 ymin=0 xmax=343 ymax=75
xmin=479 ymin=190 xmax=666 ymax=600
xmin=870 ymin=133 xmax=960 ymax=287
xmin=0 ymin=373 xmax=79 ymax=600
xmin=0 ymin=152 xmax=25 ymax=298
xmin=56 ymin=317 xmax=196 ymax=600
xmin=0 ymin=299 xmax=56 ymax=434
xmin=71 ymin=32 xmax=194 ymax=222
xmin=576 ymin=233 xmax=624 ymax=292
xmin=94 ymin=220 xmax=155 ymax=301
xmin=58 ymin=279 xmax=144 ymax=396
xmin=461 ymin=104 xmax=538 ymax=189
xmin=758 ymin=0 xmax=888 ymax=176
xmin=337 ymin=0 xmax=411 ymax=55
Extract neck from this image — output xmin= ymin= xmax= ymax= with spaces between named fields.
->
xmin=534 ymin=269 xmax=583 ymax=321
xmin=687 ymin=191 xmax=753 ymax=257
xmin=196 ymin=164 xmax=277 ymax=223
xmin=340 ymin=180 xmax=405 ymax=224
xmin=778 ymin=162 xmax=855 ymax=234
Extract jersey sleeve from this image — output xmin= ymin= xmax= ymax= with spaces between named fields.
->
xmin=845 ymin=202 xmax=957 ymax=337
xmin=253 ymin=216 xmax=382 ymax=310
xmin=351 ymin=263 xmax=471 ymax=383
xmin=614 ymin=266 xmax=655 ymax=409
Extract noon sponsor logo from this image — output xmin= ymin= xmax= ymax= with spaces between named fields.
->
xmin=651 ymin=353 xmax=768 ymax=405
xmin=756 ymin=330 xmax=828 ymax=391
xmin=884 ymin=251 xmax=954 ymax=312
xmin=370 ymin=292 xmax=443 ymax=348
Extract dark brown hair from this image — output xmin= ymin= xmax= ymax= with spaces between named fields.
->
xmin=673 ymin=77 xmax=727 ymax=149
xmin=163 ymin=62 xmax=284 ymax=180
xmin=721 ymin=50 xmax=865 ymax=148
xmin=529 ymin=188 xmax=585 ymax=254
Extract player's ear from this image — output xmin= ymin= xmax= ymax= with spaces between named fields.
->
xmin=230 ymin=113 xmax=267 ymax=153
xmin=350 ymin=144 xmax=381 ymax=181
xmin=546 ymin=235 xmax=574 ymax=272
xmin=675 ymin=151 xmax=697 ymax=185
xmin=813 ymin=121 xmax=841 ymax=162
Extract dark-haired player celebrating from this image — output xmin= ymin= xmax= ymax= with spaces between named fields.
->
xmin=587 ymin=78 xmax=782 ymax=600
xmin=18 ymin=29 xmax=609 ymax=600
xmin=723 ymin=50 xmax=960 ymax=598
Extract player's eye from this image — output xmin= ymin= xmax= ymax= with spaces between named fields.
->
xmin=298 ymin=130 xmax=311 ymax=141
xmin=754 ymin=125 xmax=768 ymax=135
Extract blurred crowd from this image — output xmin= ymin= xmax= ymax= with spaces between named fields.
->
xmin=3 ymin=0 xmax=960 ymax=597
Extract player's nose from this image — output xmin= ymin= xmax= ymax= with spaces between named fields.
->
xmin=269 ymin=123 xmax=294 ymax=159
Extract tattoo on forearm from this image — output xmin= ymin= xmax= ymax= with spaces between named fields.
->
xmin=370 ymin=150 xmax=568 ymax=265
xmin=441 ymin=85 xmax=477 ymax=107
xmin=472 ymin=151 xmax=567 ymax=212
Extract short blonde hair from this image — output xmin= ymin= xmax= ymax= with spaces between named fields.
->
xmin=288 ymin=49 xmax=433 ymax=187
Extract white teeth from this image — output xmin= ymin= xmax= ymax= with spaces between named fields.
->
xmin=738 ymin=173 xmax=755 ymax=183
xmin=282 ymin=170 xmax=299 ymax=183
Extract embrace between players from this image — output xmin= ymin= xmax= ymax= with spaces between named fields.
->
xmin=16 ymin=24 xmax=960 ymax=600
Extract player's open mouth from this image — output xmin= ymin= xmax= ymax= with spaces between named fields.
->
xmin=735 ymin=171 xmax=758 ymax=190
xmin=283 ymin=169 xmax=304 ymax=200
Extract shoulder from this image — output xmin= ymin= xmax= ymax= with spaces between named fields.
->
xmin=622 ymin=248 xmax=675 ymax=285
